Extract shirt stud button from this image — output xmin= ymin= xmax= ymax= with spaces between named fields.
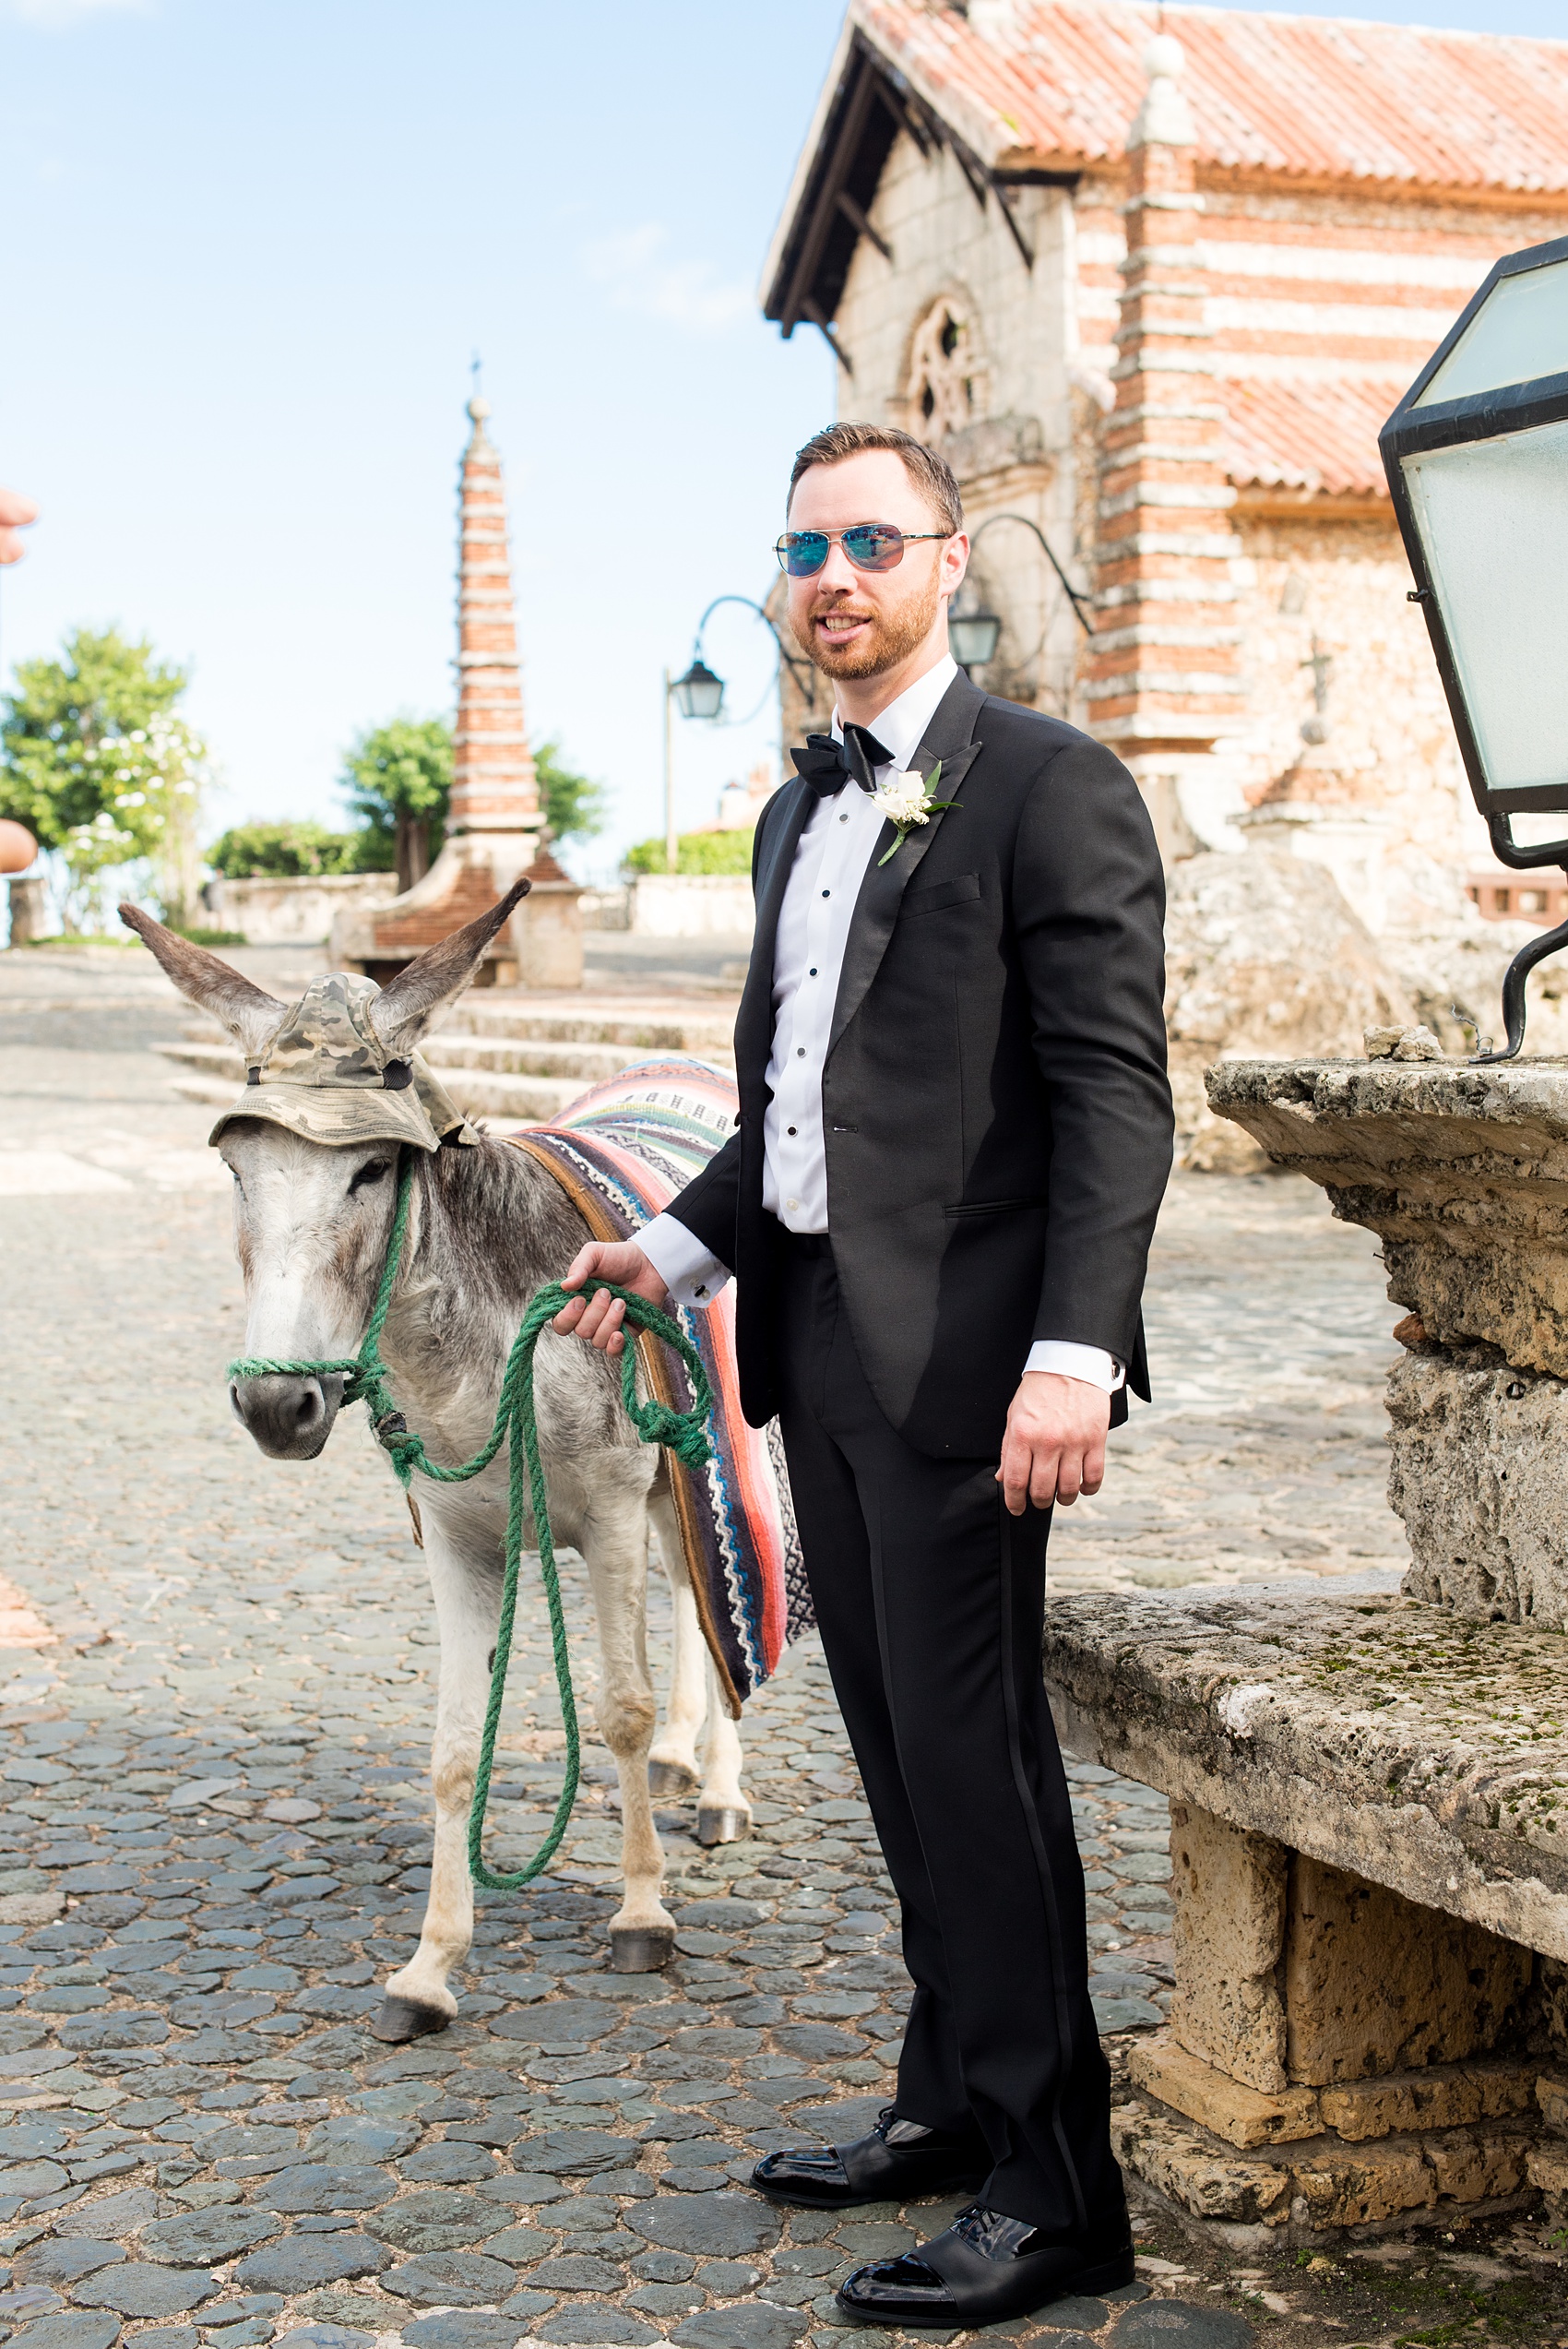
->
xmin=809 ymin=967 xmax=817 ymax=976
xmin=787 ymin=1125 xmax=797 ymax=1135
xmin=822 ymin=888 xmax=830 ymax=898
xmin=796 ymin=1047 xmax=805 ymax=1056
xmin=787 ymin=1198 xmax=799 ymax=1212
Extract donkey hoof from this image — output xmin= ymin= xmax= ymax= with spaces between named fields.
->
xmin=648 ymin=1758 xmax=699 ymax=1798
xmin=370 ymin=1995 xmax=451 ymax=2045
xmin=696 ymin=1804 xmax=752 ymax=1847
xmin=610 ymin=1922 xmax=675 ymax=1973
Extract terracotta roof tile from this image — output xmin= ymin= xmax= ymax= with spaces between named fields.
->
xmin=1222 ymin=377 xmax=1394 ymax=496
xmin=854 ymin=0 xmax=1568 ymax=192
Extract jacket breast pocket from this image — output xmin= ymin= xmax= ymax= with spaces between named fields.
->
xmin=903 ymin=871 xmax=981 ymax=919
xmin=943 ymin=1194 xmax=1046 ymax=1219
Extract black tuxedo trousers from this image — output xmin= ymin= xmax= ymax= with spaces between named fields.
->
xmin=777 ymin=1234 xmax=1123 ymax=2236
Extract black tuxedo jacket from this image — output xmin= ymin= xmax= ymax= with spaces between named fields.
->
xmin=666 ymin=671 xmax=1173 ymax=1459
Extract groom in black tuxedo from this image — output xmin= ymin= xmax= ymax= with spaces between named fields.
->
xmin=557 ymin=421 xmax=1172 ymax=2325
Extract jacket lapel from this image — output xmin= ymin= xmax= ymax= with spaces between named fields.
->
xmin=827 ymin=673 xmax=986 ymax=1055
xmin=736 ymin=775 xmax=813 ymax=1079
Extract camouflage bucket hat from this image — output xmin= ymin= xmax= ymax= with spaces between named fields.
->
xmin=207 ymin=972 xmax=478 ymax=1152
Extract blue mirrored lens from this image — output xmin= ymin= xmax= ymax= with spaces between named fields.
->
xmin=841 ymin=524 xmax=905 ymax=570
xmin=780 ymin=533 xmax=828 ymax=577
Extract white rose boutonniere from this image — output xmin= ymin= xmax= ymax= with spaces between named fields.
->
xmin=869 ymin=761 xmax=957 ymax=867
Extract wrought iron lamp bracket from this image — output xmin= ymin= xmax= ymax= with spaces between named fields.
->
xmin=693 ymin=594 xmax=820 ymax=721
xmin=1469 ymin=814 xmax=1568 ymax=1064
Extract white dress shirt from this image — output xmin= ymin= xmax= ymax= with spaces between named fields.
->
xmin=639 ymin=652 xmax=1122 ymax=1394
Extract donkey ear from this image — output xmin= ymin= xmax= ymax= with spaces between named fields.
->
xmin=366 ymin=876 xmax=531 ymax=1058
xmin=118 ymin=901 xmax=285 ymax=1062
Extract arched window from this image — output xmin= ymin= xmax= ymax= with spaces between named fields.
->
xmin=905 ymin=299 xmax=986 ymax=441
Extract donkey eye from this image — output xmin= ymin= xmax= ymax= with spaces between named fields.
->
xmin=349 ymin=1159 xmax=390 ymax=1195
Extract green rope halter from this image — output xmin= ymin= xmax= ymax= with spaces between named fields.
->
xmin=228 ymin=1149 xmax=714 ymax=1890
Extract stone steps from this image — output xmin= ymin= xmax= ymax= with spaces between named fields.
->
xmin=426 ymin=1069 xmax=599 ymax=1121
xmin=445 ymin=1003 xmax=736 ymax=1054
xmin=157 ymin=1001 xmax=734 ymax=1124
xmin=430 ymin=1034 xmax=732 ymax=1079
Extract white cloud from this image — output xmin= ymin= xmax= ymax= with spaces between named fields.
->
xmin=5 ymin=0 xmax=150 ymax=25
xmin=583 ymin=222 xmax=752 ymax=334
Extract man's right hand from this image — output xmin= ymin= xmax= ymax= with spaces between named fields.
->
xmin=552 ymin=1240 xmax=670 ymax=1357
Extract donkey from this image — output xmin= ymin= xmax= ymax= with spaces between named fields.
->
xmin=123 ymin=887 xmax=751 ymax=2038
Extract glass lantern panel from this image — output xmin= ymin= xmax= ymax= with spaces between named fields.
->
xmin=1418 ymin=256 xmax=1568 ymax=407
xmin=1404 ymin=415 xmax=1568 ymax=797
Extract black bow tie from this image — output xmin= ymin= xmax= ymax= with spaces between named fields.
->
xmin=790 ymin=723 xmax=893 ymax=798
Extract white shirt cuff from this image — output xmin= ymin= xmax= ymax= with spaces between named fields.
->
xmin=639 ymin=1211 xmax=732 ymax=1311
xmin=1025 ymin=1341 xmax=1124 ymax=1392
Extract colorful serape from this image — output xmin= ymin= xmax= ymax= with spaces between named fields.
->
xmin=504 ymin=1058 xmax=810 ymax=1713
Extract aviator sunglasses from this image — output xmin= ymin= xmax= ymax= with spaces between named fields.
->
xmin=775 ymin=520 xmax=949 ymax=578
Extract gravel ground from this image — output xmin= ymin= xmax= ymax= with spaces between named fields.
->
xmin=2 ymin=950 xmax=1565 ymax=2349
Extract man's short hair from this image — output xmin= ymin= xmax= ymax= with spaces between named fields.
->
xmin=788 ymin=422 xmax=963 ymax=536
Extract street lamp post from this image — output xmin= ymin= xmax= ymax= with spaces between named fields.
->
xmin=1381 ymin=231 xmax=1568 ymax=1061
xmin=660 ymin=599 xmax=819 ymax=870
xmin=945 ymin=510 xmax=1093 ymax=686
xmin=684 ymin=596 xmax=819 ymax=721
xmin=662 ymin=656 xmax=727 ymax=872
xmin=661 ymin=667 xmax=676 ymax=875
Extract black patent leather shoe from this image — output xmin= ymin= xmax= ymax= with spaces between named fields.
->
xmin=836 ymin=2200 xmax=1134 ymax=2328
xmin=750 ymin=2107 xmax=989 ymax=2211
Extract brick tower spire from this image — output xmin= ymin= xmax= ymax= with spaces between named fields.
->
xmin=449 ymin=394 xmax=540 ymax=849
xmin=334 ymin=391 xmax=583 ymax=985
xmin=1081 ymin=36 xmax=1245 ymax=853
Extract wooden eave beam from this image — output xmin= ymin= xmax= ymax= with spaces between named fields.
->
xmin=776 ymin=46 xmax=880 ymax=336
xmin=836 ymin=187 xmax=892 ymax=263
xmin=766 ymin=33 xmax=1061 ymax=347
xmin=800 ymin=298 xmax=855 ymax=376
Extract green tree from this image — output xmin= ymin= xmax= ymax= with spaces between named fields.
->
xmin=209 ymin=821 xmax=364 ymax=879
xmin=0 ymin=626 xmax=207 ymax=930
xmin=535 ymin=737 xmax=605 ymax=847
xmin=624 ymin=827 xmax=754 ymax=876
xmin=340 ymin=717 xmax=603 ymax=890
xmin=340 ymin=717 xmax=453 ymax=892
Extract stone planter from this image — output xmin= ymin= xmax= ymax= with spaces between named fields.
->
xmin=1208 ymin=1057 xmax=1568 ymax=1631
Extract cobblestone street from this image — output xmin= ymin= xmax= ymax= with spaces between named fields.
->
xmin=2 ymin=953 xmax=1564 ymax=2349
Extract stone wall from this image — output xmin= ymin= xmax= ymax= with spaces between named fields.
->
xmin=624 ymin=876 xmax=754 ymax=939
xmin=1229 ymin=512 xmax=1472 ymax=937
xmin=204 ymin=872 xmax=396 ymax=946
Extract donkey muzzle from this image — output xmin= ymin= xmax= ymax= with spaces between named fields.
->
xmin=230 ymin=1370 xmax=347 ymax=1460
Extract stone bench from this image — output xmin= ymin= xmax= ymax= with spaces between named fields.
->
xmin=1041 ymin=1052 xmax=1568 ymax=2244
xmin=1047 ymin=1581 xmax=1568 ymax=2241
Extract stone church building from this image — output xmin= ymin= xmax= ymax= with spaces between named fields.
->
xmin=764 ymin=0 xmax=1568 ymax=952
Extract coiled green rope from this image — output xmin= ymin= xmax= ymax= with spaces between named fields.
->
xmin=228 ymin=1149 xmax=714 ymax=1890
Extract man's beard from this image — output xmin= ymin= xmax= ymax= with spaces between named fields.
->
xmin=790 ymin=568 xmax=942 ymax=680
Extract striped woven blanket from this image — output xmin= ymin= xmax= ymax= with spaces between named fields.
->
xmin=505 ymin=1058 xmax=810 ymax=1712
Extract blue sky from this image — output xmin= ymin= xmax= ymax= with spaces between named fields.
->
xmin=2 ymin=0 xmax=1561 ymax=877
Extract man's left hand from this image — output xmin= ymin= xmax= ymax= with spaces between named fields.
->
xmin=996 ymin=1371 xmax=1110 ymax=1516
